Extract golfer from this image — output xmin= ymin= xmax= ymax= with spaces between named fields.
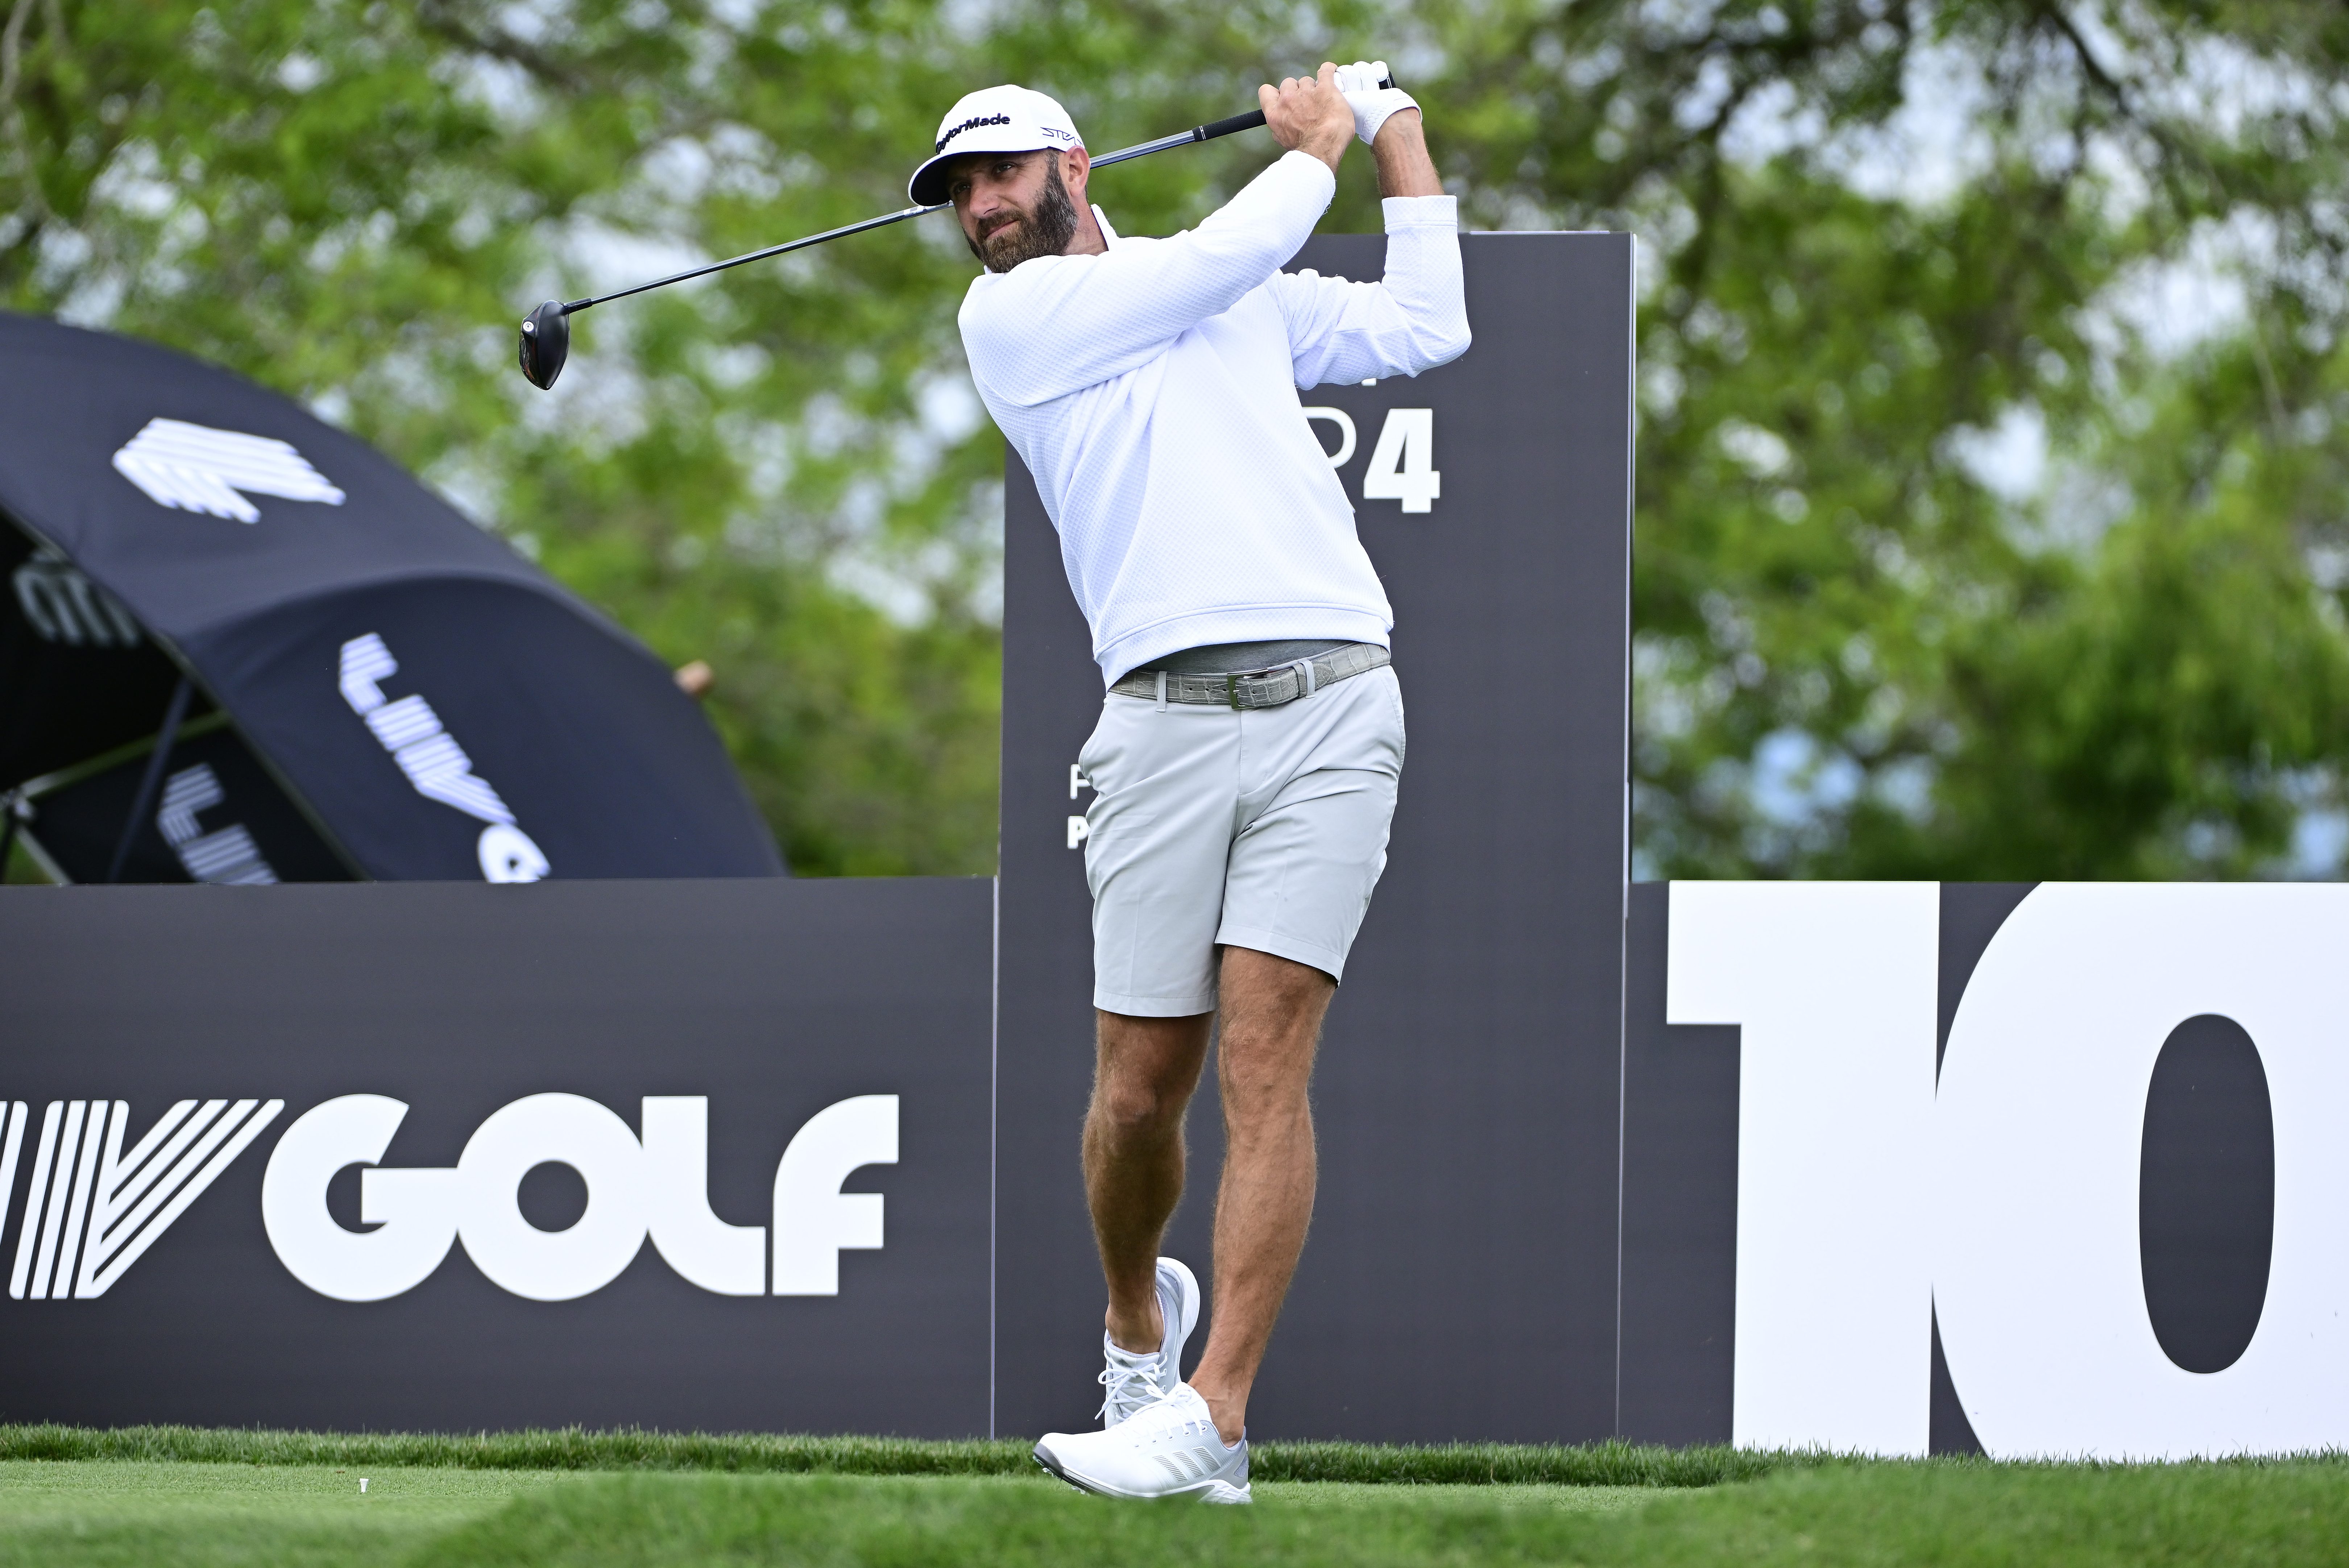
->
xmin=913 ymin=61 xmax=1468 ymax=1503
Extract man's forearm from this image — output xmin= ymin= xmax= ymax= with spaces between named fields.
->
xmin=1372 ymin=112 xmax=1442 ymax=199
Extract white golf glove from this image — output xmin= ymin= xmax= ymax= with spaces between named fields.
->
xmin=1334 ymin=59 xmax=1417 ymax=147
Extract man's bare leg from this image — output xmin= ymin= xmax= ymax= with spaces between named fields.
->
xmin=1188 ymin=946 xmax=1334 ymax=1444
xmin=1084 ymin=1009 xmax=1211 ymax=1353
xmin=1083 ymin=949 xmax=1332 ymax=1431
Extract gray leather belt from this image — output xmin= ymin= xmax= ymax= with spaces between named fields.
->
xmin=1110 ymin=642 xmax=1391 ymax=710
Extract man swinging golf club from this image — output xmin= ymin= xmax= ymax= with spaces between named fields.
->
xmin=917 ymin=61 xmax=1467 ymax=1503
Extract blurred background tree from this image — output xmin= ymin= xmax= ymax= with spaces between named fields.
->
xmin=4 ymin=0 xmax=2345 ymax=880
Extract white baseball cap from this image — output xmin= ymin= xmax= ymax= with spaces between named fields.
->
xmin=909 ymin=85 xmax=1084 ymax=206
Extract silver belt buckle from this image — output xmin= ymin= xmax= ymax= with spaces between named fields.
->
xmin=1229 ymin=667 xmax=1288 ymax=709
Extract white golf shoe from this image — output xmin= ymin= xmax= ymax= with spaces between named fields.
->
xmin=1096 ymin=1256 xmax=1199 ymax=1428
xmin=1035 ymin=1383 xmax=1250 ymax=1502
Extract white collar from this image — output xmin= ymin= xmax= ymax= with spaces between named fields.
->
xmin=1091 ymin=204 xmax=1121 ymax=248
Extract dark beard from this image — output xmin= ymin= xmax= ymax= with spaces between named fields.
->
xmin=970 ymin=158 xmax=1079 ymax=273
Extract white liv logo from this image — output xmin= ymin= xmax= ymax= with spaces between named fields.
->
xmin=2 ymin=1099 xmax=287 ymax=1300
xmin=339 ymin=633 xmax=550 ymax=883
xmin=261 ymin=1093 xmax=898 ymax=1302
xmin=111 ymin=418 xmax=347 ymax=523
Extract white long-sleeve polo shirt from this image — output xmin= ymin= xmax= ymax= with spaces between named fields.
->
xmin=958 ymin=149 xmax=1471 ymax=686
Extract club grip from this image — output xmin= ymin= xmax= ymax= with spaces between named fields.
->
xmin=1195 ymin=109 xmax=1268 ymax=142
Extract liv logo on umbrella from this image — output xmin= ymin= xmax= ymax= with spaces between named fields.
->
xmin=1 ymin=310 xmax=786 ymax=883
xmin=339 ymin=632 xmax=551 ymax=883
xmin=109 ymin=418 xmax=347 ymax=523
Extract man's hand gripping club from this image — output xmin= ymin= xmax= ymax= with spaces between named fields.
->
xmin=1260 ymin=64 xmax=1358 ymax=173
xmin=1262 ymin=61 xmax=1442 ymax=198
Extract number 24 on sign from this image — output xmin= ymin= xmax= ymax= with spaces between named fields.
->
xmin=1302 ymin=407 xmax=1441 ymax=513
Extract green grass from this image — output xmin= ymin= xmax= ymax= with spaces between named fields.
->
xmin=0 ymin=1431 xmax=2344 ymax=1567
xmin=0 ymin=1423 xmax=1790 ymax=1485
xmin=0 ymin=1460 xmax=561 ymax=1568
xmin=416 ymin=1464 xmax=2349 ymax=1567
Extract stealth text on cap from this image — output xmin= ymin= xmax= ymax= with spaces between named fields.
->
xmin=936 ymin=112 xmax=1012 ymax=153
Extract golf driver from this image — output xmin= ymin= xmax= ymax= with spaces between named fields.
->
xmin=517 ymin=89 xmax=1384 ymax=389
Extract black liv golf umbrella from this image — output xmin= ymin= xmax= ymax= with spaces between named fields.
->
xmin=0 ymin=311 xmax=784 ymax=883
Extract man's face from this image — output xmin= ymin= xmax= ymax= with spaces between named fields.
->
xmin=948 ymin=149 xmax=1079 ymax=273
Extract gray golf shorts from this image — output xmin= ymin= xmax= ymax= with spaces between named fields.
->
xmin=1077 ymin=664 xmax=1405 ymax=1017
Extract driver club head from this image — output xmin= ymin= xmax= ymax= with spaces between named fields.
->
xmin=518 ymin=301 xmax=571 ymax=389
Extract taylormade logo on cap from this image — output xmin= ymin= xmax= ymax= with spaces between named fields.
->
xmin=909 ymin=85 xmax=1084 ymax=205
xmin=936 ymin=112 xmax=1012 ymax=153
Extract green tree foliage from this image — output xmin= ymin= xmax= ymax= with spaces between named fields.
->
xmin=4 ymin=1 xmax=2343 ymax=879
xmin=1430 ymin=0 xmax=2349 ymax=879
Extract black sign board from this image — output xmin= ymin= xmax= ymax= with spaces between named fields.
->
xmin=0 ymin=879 xmax=989 ymax=1434
xmin=994 ymin=233 xmax=1636 ymax=1442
